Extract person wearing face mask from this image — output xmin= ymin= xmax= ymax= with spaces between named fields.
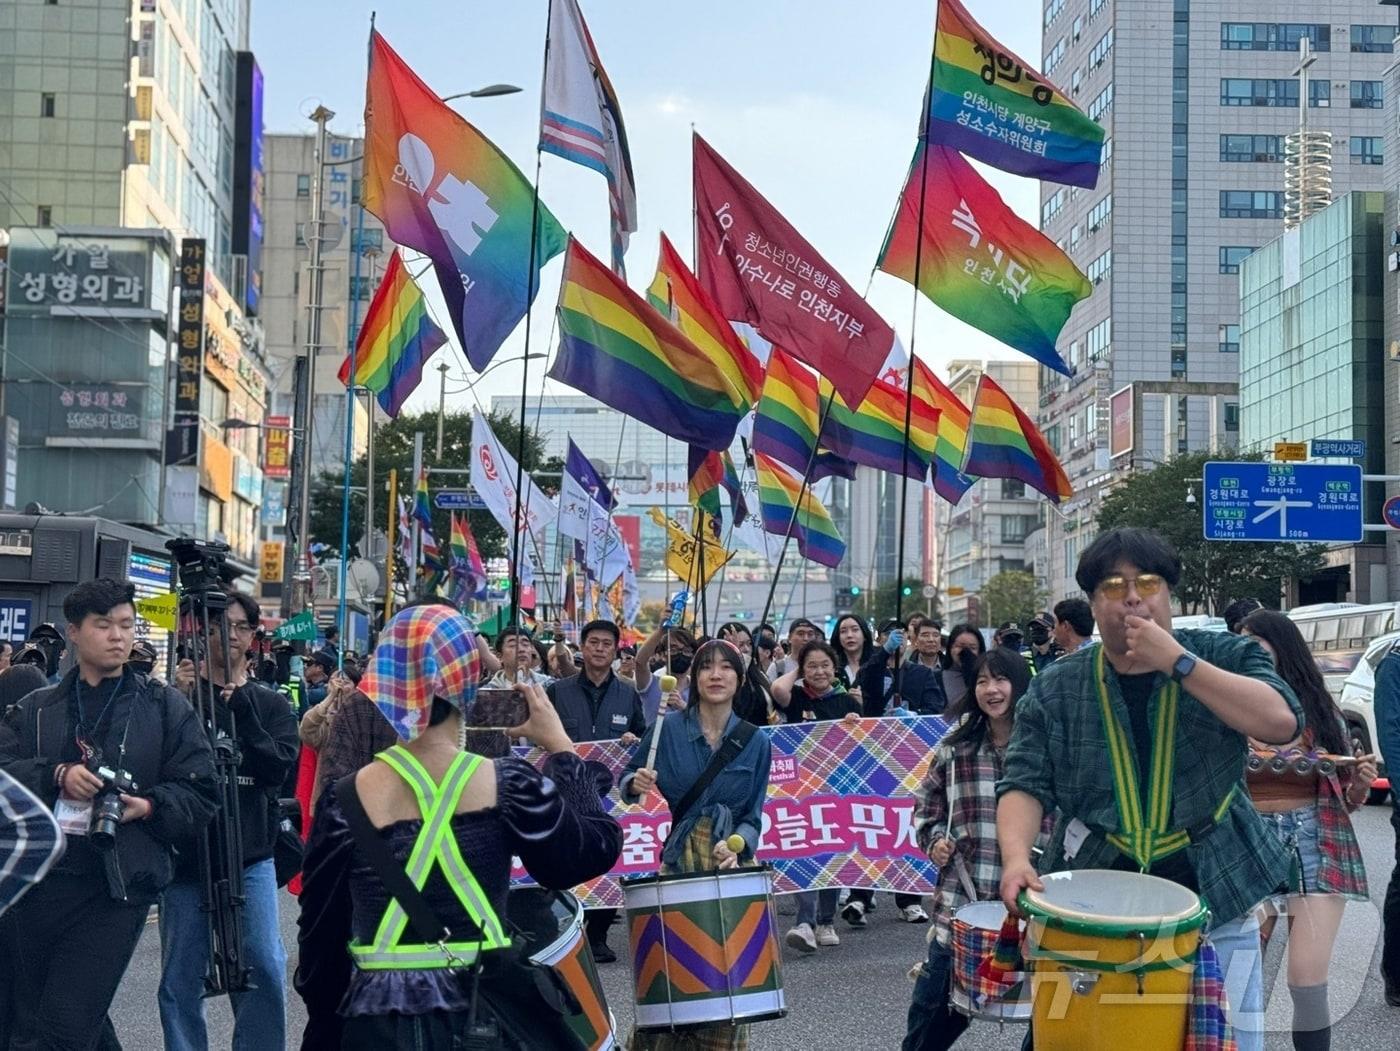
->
xmin=634 ymin=626 xmax=697 ymax=725
xmin=941 ymin=625 xmax=986 ymax=711
xmin=905 ymin=648 xmax=1053 ymax=1051
xmin=771 ymin=641 xmax=862 ymax=950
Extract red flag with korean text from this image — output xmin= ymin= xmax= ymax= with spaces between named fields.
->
xmin=693 ymin=133 xmax=893 ymax=409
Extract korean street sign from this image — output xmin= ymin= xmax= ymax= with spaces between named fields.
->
xmin=1310 ymin=439 xmax=1366 ymax=460
xmin=1273 ymin=442 xmax=1308 ymax=462
xmin=1203 ymin=462 xmax=1363 ymax=543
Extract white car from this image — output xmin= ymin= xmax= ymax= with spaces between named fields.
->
xmin=1337 ymin=630 xmax=1396 ymax=804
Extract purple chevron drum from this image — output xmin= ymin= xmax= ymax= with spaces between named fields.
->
xmin=624 ymin=866 xmax=787 ymax=1031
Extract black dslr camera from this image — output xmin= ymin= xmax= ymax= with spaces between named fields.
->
xmin=88 ymin=761 xmax=139 ymax=850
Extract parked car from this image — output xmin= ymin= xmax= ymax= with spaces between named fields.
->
xmin=1337 ymin=629 xmax=1395 ymax=805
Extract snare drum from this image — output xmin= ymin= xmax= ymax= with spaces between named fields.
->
xmin=623 ymin=866 xmax=786 ymax=1032
xmin=948 ymin=901 xmax=1031 ymax=1023
xmin=1019 ymin=869 xmax=1207 ymax=1051
xmin=505 ymin=888 xmax=617 ymax=1051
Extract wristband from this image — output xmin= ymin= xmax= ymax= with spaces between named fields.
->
xmin=54 ymin=763 xmax=70 ymax=789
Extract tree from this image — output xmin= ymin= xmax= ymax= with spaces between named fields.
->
xmin=980 ymin=570 xmax=1047 ymax=630
xmin=1096 ymin=451 xmax=1327 ymax=614
xmin=307 ymin=407 xmax=563 ymax=564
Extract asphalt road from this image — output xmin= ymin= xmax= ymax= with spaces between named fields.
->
xmin=109 ymin=803 xmax=1400 ymax=1049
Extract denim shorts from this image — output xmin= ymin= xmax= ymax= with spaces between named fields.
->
xmin=1266 ymin=803 xmax=1322 ymax=893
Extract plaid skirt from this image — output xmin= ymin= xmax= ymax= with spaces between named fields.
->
xmin=627 ymin=817 xmax=749 ymax=1051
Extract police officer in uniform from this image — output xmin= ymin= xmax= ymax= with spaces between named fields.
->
xmin=545 ymin=618 xmax=644 ymax=961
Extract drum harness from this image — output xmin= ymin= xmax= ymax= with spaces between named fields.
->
xmin=336 ymin=746 xmax=511 ymax=1047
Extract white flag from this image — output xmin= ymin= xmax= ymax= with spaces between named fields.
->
xmin=470 ymin=407 xmax=557 ymax=553
xmin=540 ymin=0 xmax=637 ymax=275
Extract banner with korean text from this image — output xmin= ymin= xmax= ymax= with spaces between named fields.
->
xmin=512 ymin=716 xmax=950 ymax=908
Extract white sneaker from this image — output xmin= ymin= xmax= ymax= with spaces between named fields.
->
xmin=841 ymin=899 xmax=867 ymax=928
xmin=901 ymin=903 xmax=930 ymax=924
xmin=786 ymin=922 xmax=817 ymax=953
xmin=815 ymin=924 xmax=840 ymax=946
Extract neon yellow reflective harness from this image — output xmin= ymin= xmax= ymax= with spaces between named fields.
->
xmin=1093 ymin=645 xmax=1235 ymax=869
xmin=348 ymin=746 xmax=511 ymax=971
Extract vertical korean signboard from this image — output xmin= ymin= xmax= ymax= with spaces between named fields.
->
xmin=167 ymin=239 xmax=205 ymax=466
xmin=262 ymin=414 xmax=291 ymax=478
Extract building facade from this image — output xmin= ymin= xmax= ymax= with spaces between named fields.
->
xmin=937 ymin=359 xmax=1047 ymax=625
xmin=1240 ymin=190 xmax=1388 ymax=602
xmin=1037 ymin=2 xmax=1392 ymax=600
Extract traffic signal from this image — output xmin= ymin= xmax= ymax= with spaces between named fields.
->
xmin=901 ymin=585 xmax=913 ymax=597
xmin=849 ymin=585 xmax=861 ymax=597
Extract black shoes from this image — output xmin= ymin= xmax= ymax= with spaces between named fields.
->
xmin=590 ymin=940 xmax=617 ymax=964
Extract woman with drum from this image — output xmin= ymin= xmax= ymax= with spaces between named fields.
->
xmin=621 ymin=637 xmax=772 ymax=1050
xmin=903 ymin=648 xmax=1050 ymax=1051
xmin=770 ymin=640 xmax=862 ymax=952
xmin=296 ymin=605 xmax=623 ymax=1049
xmin=1240 ymin=610 xmax=1379 ymax=1051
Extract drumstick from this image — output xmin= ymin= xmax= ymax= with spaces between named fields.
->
xmin=725 ymin=834 xmax=745 ymax=854
xmin=644 ymin=704 xmax=665 ymax=771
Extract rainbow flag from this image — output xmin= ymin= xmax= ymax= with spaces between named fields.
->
xmin=552 ymin=237 xmax=748 ymax=450
xmin=362 ymin=32 xmax=566 ymax=371
xmin=817 ymin=374 xmax=939 ymax=482
xmin=338 ymin=251 xmax=446 ymax=417
xmin=413 ymin=469 xmax=443 ymax=573
xmin=687 ymin=446 xmax=747 ymax=526
xmin=926 ymin=0 xmax=1105 ymax=188
xmin=448 ymin=513 xmax=487 ymax=603
xmin=878 ymin=144 xmax=1090 ymax=376
xmin=646 ymin=233 xmax=764 ymax=413
xmin=964 ymin=374 xmax=1072 ymax=504
xmin=751 ymin=348 xmax=856 ymax=481
xmin=754 ymin=452 xmax=845 ymax=568
xmin=914 ymin=359 xmax=974 ymax=505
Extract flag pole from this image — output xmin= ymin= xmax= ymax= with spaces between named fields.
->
xmin=891 ymin=41 xmax=939 ymax=702
xmin=382 ymin=467 xmax=397 ymax=625
xmin=510 ymin=0 xmax=553 ymax=632
xmin=755 ymin=391 xmax=838 ymax=634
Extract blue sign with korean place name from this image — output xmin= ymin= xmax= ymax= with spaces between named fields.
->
xmin=1310 ymin=439 xmax=1366 ymax=459
xmin=1203 ymin=462 xmax=1364 ymax=543
xmin=433 ymin=490 xmax=487 ymax=511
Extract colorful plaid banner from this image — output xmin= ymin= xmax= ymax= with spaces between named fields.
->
xmin=512 ymin=715 xmax=951 ymax=908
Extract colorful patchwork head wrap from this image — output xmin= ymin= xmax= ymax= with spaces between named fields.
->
xmin=359 ymin=604 xmax=481 ymax=741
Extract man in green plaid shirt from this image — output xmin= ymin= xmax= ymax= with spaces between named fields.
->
xmin=996 ymin=528 xmax=1302 ymax=1051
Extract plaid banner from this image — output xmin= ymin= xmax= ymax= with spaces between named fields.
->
xmin=512 ymin=716 xmax=952 ymax=908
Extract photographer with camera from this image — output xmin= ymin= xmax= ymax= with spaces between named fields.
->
xmin=163 ymin=590 xmax=299 ymax=1051
xmin=0 ymin=578 xmax=217 ymax=1050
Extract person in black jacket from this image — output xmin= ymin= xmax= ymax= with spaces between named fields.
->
xmin=0 ymin=578 xmax=217 ymax=1051
xmin=162 ymin=591 xmax=299 ymax=1051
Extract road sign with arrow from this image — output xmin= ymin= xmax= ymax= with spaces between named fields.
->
xmin=1202 ymin=462 xmax=1363 ymax=543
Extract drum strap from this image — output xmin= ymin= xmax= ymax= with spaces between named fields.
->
xmin=668 ymin=719 xmax=758 ymax=833
xmin=1093 ymin=645 xmax=1193 ymax=869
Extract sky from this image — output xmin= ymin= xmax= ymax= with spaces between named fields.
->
xmin=250 ymin=1 xmax=1045 ymax=417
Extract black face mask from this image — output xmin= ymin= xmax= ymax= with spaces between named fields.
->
xmin=669 ymin=653 xmax=692 ymax=677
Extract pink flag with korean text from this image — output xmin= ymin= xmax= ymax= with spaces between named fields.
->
xmin=512 ymin=716 xmax=952 ymax=908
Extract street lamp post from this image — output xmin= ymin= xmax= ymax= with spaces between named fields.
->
xmin=436 ymin=362 xmax=451 ymax=460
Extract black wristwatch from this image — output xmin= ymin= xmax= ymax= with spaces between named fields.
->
xmin=1170 ymin=651 xmax=1198 ymax=684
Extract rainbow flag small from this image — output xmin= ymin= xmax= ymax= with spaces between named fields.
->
xmin=553 ymin=237 xmax=748 ymax=450
xmin=926 ymin=0 xmax=1105 ymax=189
xmin=687 ymin=446 xmax=747 ymax=526
xmin=879 ymin=144 xmax=1090 ymax=376
xmin=817 ymin=374 xmax=939 ymax=482
xmin=647 ymin=233 xmax=764 ymax=414
xmin=448 ymin=513 xmax=487 ymax=603
xmin=751 ymin=348 xmax=856 ymax=481
xmin=338 ymin=251 xmax=447 ymax=417
xmin=754 ymin=451 xmax=845 ymax=568
xmin=964 ymin=374 xmax=1072 ymax=504
xmin=914 ymin=359 xmax=974 ymax=505
xmin=413 ymin=469 xmax=443 ymax=574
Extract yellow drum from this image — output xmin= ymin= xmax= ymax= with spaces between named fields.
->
xmin=1018 ymin=869 xmax=1207 ymax=1051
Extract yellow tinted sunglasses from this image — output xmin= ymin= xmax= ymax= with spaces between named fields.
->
xmin=1097 ymin=574 xmax=1166 ymax=600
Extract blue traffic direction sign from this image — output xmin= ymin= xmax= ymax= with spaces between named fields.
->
xmin=433 ymin=490 xmax=487 ymax=511
xmin=1310 ymin=439 xmax=1366 ymax=459
xmin=1203 ymin=462 xmax=1363 ymax=543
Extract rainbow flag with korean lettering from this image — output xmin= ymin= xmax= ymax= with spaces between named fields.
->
xmin=927 ymin=0 xmax=1105 ymax=188
xmin=337 ymin=251 xmax=446 ymax=417
xmin=878 ymin=144 xmax=1089 ymax=376
xmin=963 ymin=374 xmax=1072 ymax=503
xmin=914 ymin=359 xmax=974 ymax=505
xmin=448 ymin=512 xmax=487 ymax=603
xmin=755 ymin=451 xmax=845 ymax=568
xmin=752 ymin=348 xmax=856 ymax=481
xmin=817 ymin=373 xmax=939 ymax=482
xmin=552 ymin=237 xmax=748 ymax=450
xmin=362 ymin=31 xmax=566 ymax=371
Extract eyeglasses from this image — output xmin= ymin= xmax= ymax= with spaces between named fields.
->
xmin=1096 ymin=574 xmax=1166 ymax=600
xmin=224 ymin=620 xmax=255 ymax=635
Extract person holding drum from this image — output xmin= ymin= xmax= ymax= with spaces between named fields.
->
xmin=296 ymin=605 xmax=623 ymax=1049
xmin=771 ymin=640 xmax=863 ymax=951
xmin=621 ymin=637 xmax=772 ymax=1050
xmin=904 ymin=647 xmax=1052 ymax=1051
xmin=1239 ymin=609 xmax=1377 ymax=1051
xmin=996 ymin=527 xmax=1305 ymax=1051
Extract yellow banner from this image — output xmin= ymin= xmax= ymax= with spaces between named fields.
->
xmin=135 ymin=591 xmax=178 ymax=631
xmin=647 ymin=507 xmax=732 ymax=589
